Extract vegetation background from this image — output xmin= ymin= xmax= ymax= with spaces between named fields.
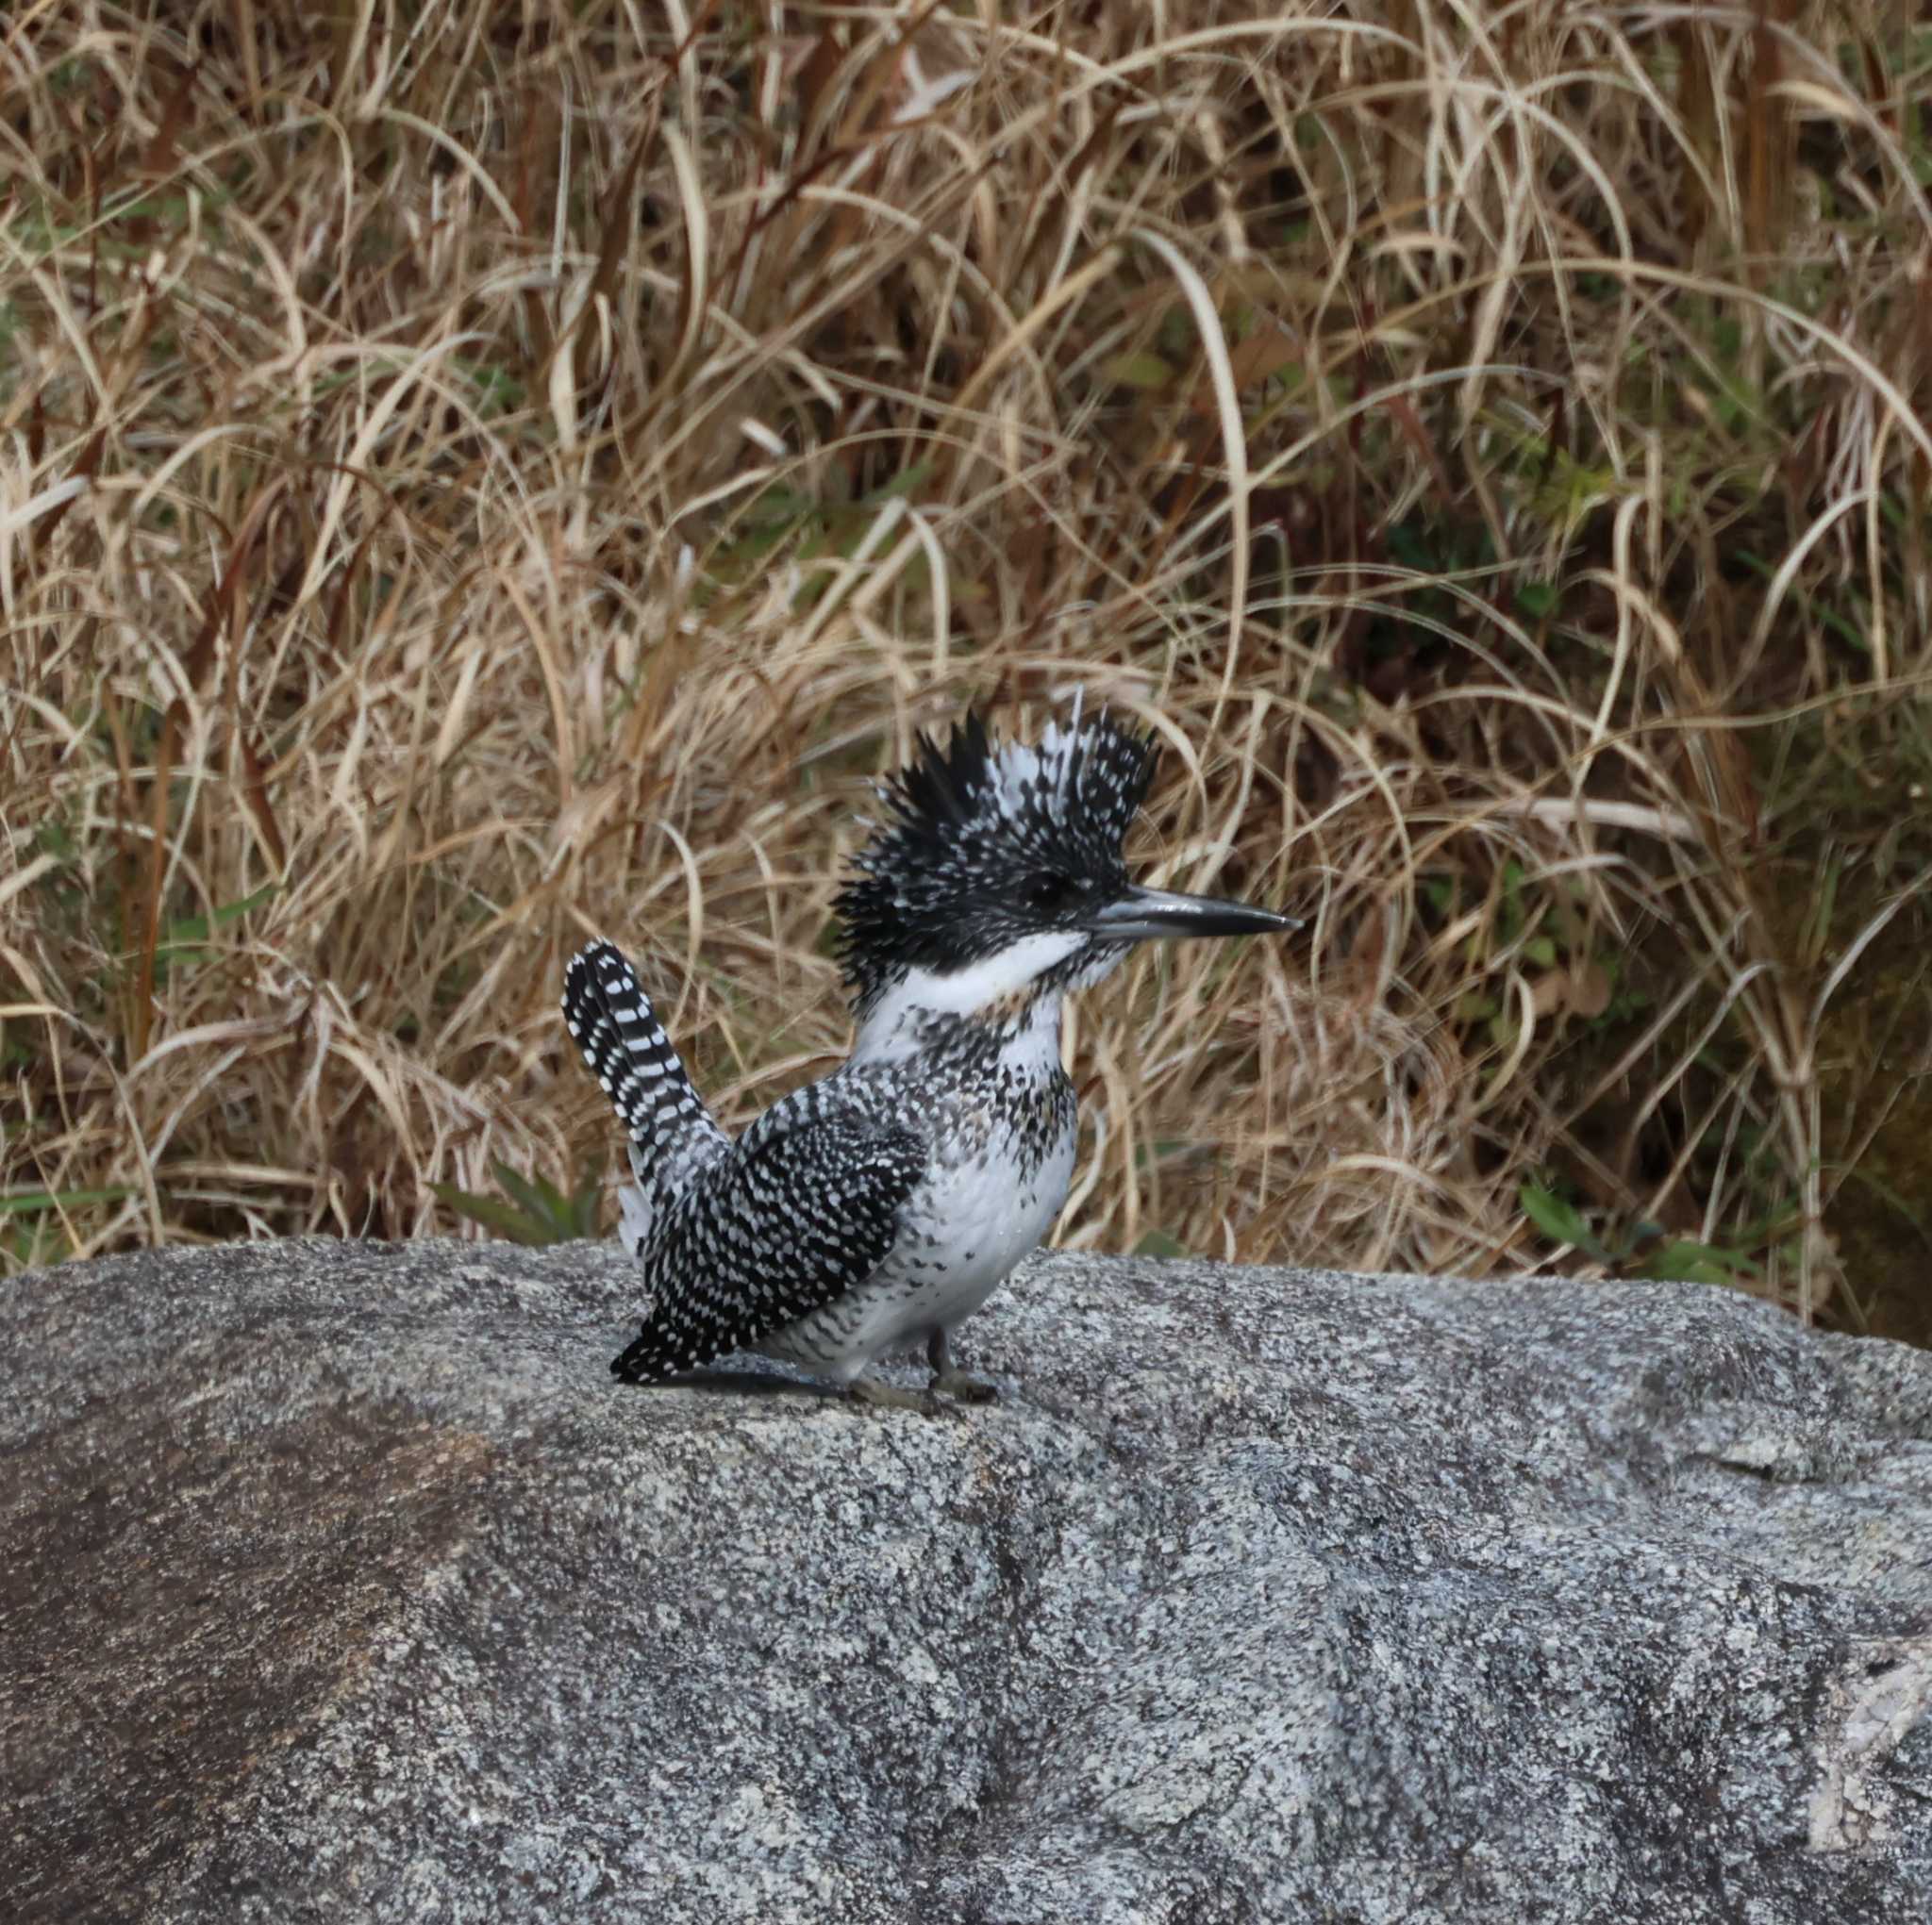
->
xmin=5 ymin=0 xmax=1930 ymax=1343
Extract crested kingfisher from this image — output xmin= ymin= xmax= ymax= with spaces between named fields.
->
xmin=562 ymin=704 xmax=1295 ymax=1412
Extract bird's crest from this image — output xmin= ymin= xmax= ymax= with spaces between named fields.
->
xmin=834 ymin=704 xmax=1159 ymax=1013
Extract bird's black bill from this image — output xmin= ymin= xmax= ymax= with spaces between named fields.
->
xmin=1083 ymin=884 xmax=1300 ymax=943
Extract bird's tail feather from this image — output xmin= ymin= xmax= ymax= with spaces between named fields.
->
xmin=562 ymin=942 xmax=728 ymax=1199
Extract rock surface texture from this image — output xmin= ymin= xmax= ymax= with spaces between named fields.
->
xmin=4 ymin=1237 xmax=1930 ymax=1922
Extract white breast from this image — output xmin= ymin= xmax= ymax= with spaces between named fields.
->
xmin=913 ymin=1119 xmax=1075 ymax=1297
xmin=758 ymin=1103 xmax=1076 ymax=1384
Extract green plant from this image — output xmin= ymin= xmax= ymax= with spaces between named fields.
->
xmin=1518 ymin=1180 xmax=1785 ymax=1289
xmin=433 ymin=1161 xmax=607 ymax=1247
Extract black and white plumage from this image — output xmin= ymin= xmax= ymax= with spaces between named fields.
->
xmin=835 ymin=705 xmax=1158 ymax=1017
xmin=563 ymin=703 xmax=1295 ymax=1407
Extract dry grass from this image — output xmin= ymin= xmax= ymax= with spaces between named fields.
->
xmin=5 ymin=1 xmax=1932 ymax=1336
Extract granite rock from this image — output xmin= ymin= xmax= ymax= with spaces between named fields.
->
xmin=3 ymin=1237 xmax=1929 ymax=1921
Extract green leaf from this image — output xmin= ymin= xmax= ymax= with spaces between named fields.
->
xmin=430 ymin=1183 xmax=554 ymax=1246
xmin=1155 ymin=306 xmax=1196 ymax=357
xmin=1519 ymin=1181 xmax=1610 ymax=1260
xmin=1515 ymin=578 xmax=1558 ymax=619
xmin=1637 ymin=1239 xmax=1763 ymax=1286
xmin=571 ymin=1174 xmax=605 ymax=1228
xmin=1495 ymin=860 xmax=1526 ymax=943
xmin=437 ymin=1160 xmax=605 ymax=1246
xmin=1103 ymin=351 xmax=1176 ymax=391
xmin=491 ymin=1160 xmax=559 ymax=1228
xmin=0 ymin=1186 xmax=136 ymax=1216
xmin=154 ymin=884 xmax=280 ymax=978
xmin=859 ymin=461 xmax=934 ymax=506
xmin=213 ymin=882 xmax=278 ymax=925
xmin=36 ymin=819 xmax=77 ymax=863
xmin=741 ymin=486 xmax=813 ymax=532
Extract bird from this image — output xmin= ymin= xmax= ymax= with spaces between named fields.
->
xmin=561 ymin=702 xmax=1296 ymax=1412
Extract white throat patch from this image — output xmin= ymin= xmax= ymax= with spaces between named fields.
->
xmin=853 ymin=930 xmax=1084 ymax=1062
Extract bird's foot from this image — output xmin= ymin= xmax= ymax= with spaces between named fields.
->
xmin=928 ymin=1369 xmax=1001 ymax=1404
xmin=848 ymin=1376 xmax=941 ymax=1417
xmin=924 ymin=1330 xmax=1001 ymax=1405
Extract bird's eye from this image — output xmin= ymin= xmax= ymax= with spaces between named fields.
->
xmin=1025 ymin=872 xmax=1079 ymax=914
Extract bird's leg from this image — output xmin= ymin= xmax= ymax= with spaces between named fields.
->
xmin=848 ymin=1375 xmax=940 ymax=1416
xmin=926 ymin=1328 xmax=1001 ymax=1404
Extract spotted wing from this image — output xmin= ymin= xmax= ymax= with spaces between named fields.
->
xmin=611 ymin=1094 xmax=924 ymax=1384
